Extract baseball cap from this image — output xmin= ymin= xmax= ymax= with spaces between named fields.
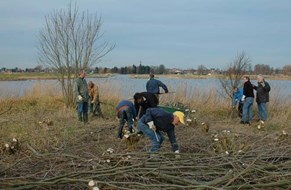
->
xmin=173 ymin=111 xmax=185 ymax=125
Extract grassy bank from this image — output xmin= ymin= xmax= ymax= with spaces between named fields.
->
xmin=0 ymin=85 xmax=290 ymax=189
xmin=0 ymin=72 xmax=114 ymax=81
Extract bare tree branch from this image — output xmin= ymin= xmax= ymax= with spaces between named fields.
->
xmin=219 ymin=52 xmax=251 ymax=99
xmin=37 ymin=3 xmax=114 ymax=107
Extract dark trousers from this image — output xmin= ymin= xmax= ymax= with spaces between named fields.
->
xmin=238 ymin=103 xmax=243 ymax=117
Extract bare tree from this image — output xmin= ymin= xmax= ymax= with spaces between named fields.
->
xmin=282 ymin=65 xmax=291 ymax=76
xmin=38 ymin=3 xmax=114 ymax=107
xmin=197 ymin=64 xmax=207 ymax=75
xmin=219 ymin=52 xmax=251 ymax=99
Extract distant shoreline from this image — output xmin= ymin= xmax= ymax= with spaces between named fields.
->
xmin=0 ymin=73 xmax=290 ymax=81
xmin=0 ymin=73 xmax=114 ymax=81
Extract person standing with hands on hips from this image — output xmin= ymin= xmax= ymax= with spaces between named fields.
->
xmin=253 ymin=74 xmax=271 ymax=122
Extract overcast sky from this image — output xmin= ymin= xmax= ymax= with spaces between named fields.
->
xmin=0 ymin=0 xmax=291 ymax=70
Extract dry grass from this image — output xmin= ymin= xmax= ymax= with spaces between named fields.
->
xmin=0 ymin=84 xmax=290 ymax=189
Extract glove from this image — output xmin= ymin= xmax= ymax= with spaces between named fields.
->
xmin=147 ymin=121 xmax=156 ymax=131
xmin=78 ymin=95 xmax=83 ymax=101
xmin=241 ymin=95 xmax=246 ymax=102
xmin=118 ymin=126 xmax=123 ymax=139
xmin=91 ymin=101 xmax=94 ymax=103
xmin=174 ymin=150 xmax=181 ymax=159
xmin=165 ymin=90 xmax=168 ymax=93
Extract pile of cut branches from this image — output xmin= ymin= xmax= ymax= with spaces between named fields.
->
xmin=1 ymin=125 xmax=290 ymax=190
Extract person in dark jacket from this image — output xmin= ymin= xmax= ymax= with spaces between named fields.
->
xmin=74 ymin=70 xmax=90 ymax=123
xmin=146 ymin=73 xmax=168 ymax=98
xmin=253 ymin=74 xmax=271 ymax=121
xmin=241 ymin=76 xmax=255 ymax=125
xmin=133 ymin=92 xmax=159 ymax=119
xmin=138 ymin=108 xmax=185 ymax=154
xmin=116 ymin=100 xmax=137 ymax=139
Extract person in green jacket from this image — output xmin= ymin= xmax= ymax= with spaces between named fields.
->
xmin=74 ymin=70 xmax=90 ymax=123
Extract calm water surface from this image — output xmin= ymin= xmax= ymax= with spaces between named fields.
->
xmin=0 ymin=75 xmax=290 ymax=102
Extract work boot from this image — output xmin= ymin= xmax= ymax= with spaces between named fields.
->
xmin=83 ymin=114 xmax=89 ymax=124
xmin=78 ymin=113 xmax=83 ymax=122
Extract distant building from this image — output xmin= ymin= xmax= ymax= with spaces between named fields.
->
xmin=170 ymin=68 xmax=184 ymax=74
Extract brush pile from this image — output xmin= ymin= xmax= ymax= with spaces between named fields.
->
xmin=1 ymin=123 xmax=290 ymax=190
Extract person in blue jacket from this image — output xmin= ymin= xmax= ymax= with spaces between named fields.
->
xmin=116 ymin=100 xmax=137 ymax=139
xmin=138 ymin=107 xmax=185 ymax=154
xmin=232 ymin=86 xmax=244 ymax=117
xmin=146 ymin=73 xmax=168 ymax=100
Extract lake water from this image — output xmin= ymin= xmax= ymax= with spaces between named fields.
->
xmin=0 ymin=75 xmax=290 ymax=103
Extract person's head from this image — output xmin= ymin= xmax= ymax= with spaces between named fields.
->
xmin=257 ymin=74 xmax=264 ymax=83
xmin=233 ymin=86 xmax=238 ymax=93
xmin=133 ymin=93 xmax=143 ymax=104
xmin=242 ymin=76 xmax=250 ymax=83
xmin=79 ymin=69 xmax=86 ymax=78
xmin=149 ymin=72 xmax=155 ymax=79
xmin=173 ymin=111 xmax=185 ymax=126
xmin=88 ymin=81 xmax=94 ymax=88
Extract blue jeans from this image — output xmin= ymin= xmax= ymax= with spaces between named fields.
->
xmin=242 ymin=97 xmax=254 ymax=123
xmin=257 ymin=102 xmax=267 ymax=121
xmin=77 ymin=101 xmax=88 ymax=115
xmin=138 ymin=121 xmax=164 ymax=153
xmin=118 ymin=107 xmax=134 ymax=132
xmin=138 ymin=121 xmax=179 ymax=152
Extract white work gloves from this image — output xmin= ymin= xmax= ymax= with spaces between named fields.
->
xmin=78 ymin=95 xmax=83 ymax=101
xmin=174 ymin=150 xmax=181 ymax=159
xmin=241 ymin=95 xmax=246 ymax=102
xmin=147 ymin=121 xmax=156 ymax=131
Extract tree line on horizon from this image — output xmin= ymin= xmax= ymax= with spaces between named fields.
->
xmin=1 ymin=63 xmax=291 ymax=76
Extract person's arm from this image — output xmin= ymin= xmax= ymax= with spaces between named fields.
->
xmin=74 ymin=79 xmax=83 ymax=101
xmin=95 ymin=85 xmax=100 ymax=102
xmin=167 ymin=129 xmax=179 ymax=152
xmin=232 ymin=93 xmax=237 ymax=107
xmin=263 ymin=81 xmax=271 ymax=92
xmin=91 ymin=86 xmax=98 ymax=103
xmin=158 ymin=81 xmax=168 ymax=93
